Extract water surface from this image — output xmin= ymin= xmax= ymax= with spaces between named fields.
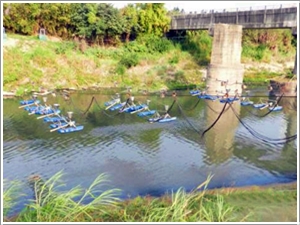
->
xmin=3 ymin=88 xmax=297 ymax=213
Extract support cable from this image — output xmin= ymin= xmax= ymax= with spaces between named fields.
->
xmin=201 ymin=101 xmax=229 ymax=138
xmin=229 ymin=103 xmax=297 ymax=144
xmin=176 ymin=101 xmax=202 ymax=135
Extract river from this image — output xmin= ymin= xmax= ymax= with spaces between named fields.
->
xmin=3 ymin=87 xmax=297 ymax=214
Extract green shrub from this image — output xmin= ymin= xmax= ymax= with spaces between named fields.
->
xmin=119 ymin=53 xmax=139 ymax=68
xmin=55 ymin=42 xmax=76 ymax=54
xmin=123 ymin=41 xmax=148 ymax=53
xmin=115 ymin=64 xmax=126 ymax=75
xmin=15 ymin=87 xmax=27 ymax=96
xmin=3 ymin=72 xmax=18 ymax=84
xmin=136 ymin=34 xmax=174 ymax=53
xmin=179 ymin=31 xmax=212 ymax=65
xmin=242 ymin=44 xmax=269 ymax=62
xmin=110 ymin=49 xmax=126 ymax=60
xmin=84 ymin=47 xmax=102 ymax=58
xmin=255 ymin=44 xmax=267 ymax=61
xmin=285 ymin=69 xmax=294 ymax=79
xmin=169 ymin=55 xmax=179 ymax=65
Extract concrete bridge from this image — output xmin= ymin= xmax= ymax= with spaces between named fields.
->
xmin=169 ymin=4 xmax=298 ymax=93
xmin=170 ymin=4 xmax=297 ymax=32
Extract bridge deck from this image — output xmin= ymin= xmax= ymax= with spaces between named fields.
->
xmin=170 ymin=7 xmax=297 ymax=31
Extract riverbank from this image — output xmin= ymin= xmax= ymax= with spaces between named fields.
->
xmin=3 ymin=34 xmax=296 ymax=97
xmin=3 ymin=34 xmax=204 ymax=96
xmin=4 ymin=175 xmax=297 ymax=222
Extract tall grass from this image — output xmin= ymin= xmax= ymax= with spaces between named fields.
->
xmin=3 ymin=179 xmax=22 ymax=218
xmin=140 ymin=174 xmax=234 ymax=222
xmin=4 ymin=173 xmax=235 ymax=222
xmin=15 ymin=171 xmax=121 ymax=222
xmin=4 ymin=172 xmax=296 ymax=222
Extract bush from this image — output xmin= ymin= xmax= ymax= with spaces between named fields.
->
xmin=84 ymin=47 xmax=103 ymax=58
xmin=119 ymin=53 xmax=139 ymax=68
xmin=255 ymin=44 xmax=267 ymax=61
xmin=178 ymin=31 xmax=212 ymax=65
xmin=242 ymin=44 xmax=270 ymax=62
xmin=123 ymin=41 xmax=148 ymax=53
xmin=169 ymin=55 xmax=179 ymax=65
xmin=242 ymin=45 xmax=256 ymax=59
xmin=115 ymin=64 xmax=126 ymax=75
xmin=3 ymin=72 xmax=18 ymax=84
xmin=136 ymin=34 xmax=174 ymax=53
xmin=55 ymin=42 xmax=76 ymax=54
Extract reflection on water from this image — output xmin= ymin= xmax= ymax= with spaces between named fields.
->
xmin=3 ymin=89 xmax=297 ymax=214
xmin=278 ymin=97 xmax=297 ymax=162
xmin=280 ymin=97 xmax=297 ymax=137
xmin=204 ymin=101 xmax=240 ymax=164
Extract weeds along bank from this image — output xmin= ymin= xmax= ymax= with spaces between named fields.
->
xmin=3 ymin=172 xmax=297 ymax=222
xmin=3 ymin=3 xmax=296 ymax=95
xmin=3 ymin=29 xmax=296 ymax=96
xmin=3 ymin=33 xmax=206 ymax=96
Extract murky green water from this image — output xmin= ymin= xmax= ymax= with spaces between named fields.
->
xmin=3 ymin=88 xmax=297 ymax=213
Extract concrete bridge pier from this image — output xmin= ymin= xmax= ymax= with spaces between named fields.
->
xmin=206 ymin=24 xmax=244 ymax=96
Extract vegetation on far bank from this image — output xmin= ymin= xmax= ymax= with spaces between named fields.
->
xmin=3 ymin=30 xmax=296 ymax=96
xmin=3 ymin=33 xmax=206 ymax=95
xmin=3 ymin=3 xmax=297 ymax=96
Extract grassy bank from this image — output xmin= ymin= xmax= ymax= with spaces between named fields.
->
xmin=4 ymin=32 xmax=296 ymax=97
xmin=3 ymin=172 xmax=297 ymax=222
xmin=3 ymin=34 xmax=205 ymax=96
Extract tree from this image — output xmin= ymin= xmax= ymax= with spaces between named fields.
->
xmin=96 ymin=3 xmax=125 ymax=45
xmin=70 ymin=3 xmax=100 ymax=41
xmin=120 ymin=4 xmax=140 ymax=42
xmin=3 ymin=3 xmax=41 ymax=35
xmin=38 ymin=3 xmax=72 ymax=38
xmin=136 ymin=3 xmax=170 ymax=37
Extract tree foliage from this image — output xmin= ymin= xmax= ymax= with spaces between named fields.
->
xmin=3 ymin=3 xmax=41 ymax=35
xmin=70 ymin=3 xmax=100 ymax=40
xmin=96 ymin=3 xmax=125 ymax=45
xmin=2 ymin=2 xmax=297 ymax=59
xmin=136 ymin=3 xmax=170 ymax=36
xmin=120 ymin=4 xmax=140 ymax=42
xmin=3 ymin=2 xmax=170 ymax=45
xmin=39 ymin=3 xmax=72 ymax=38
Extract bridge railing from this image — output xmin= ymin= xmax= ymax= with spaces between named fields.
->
xmin=182 ymin=3 xmax=298 ymax=15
